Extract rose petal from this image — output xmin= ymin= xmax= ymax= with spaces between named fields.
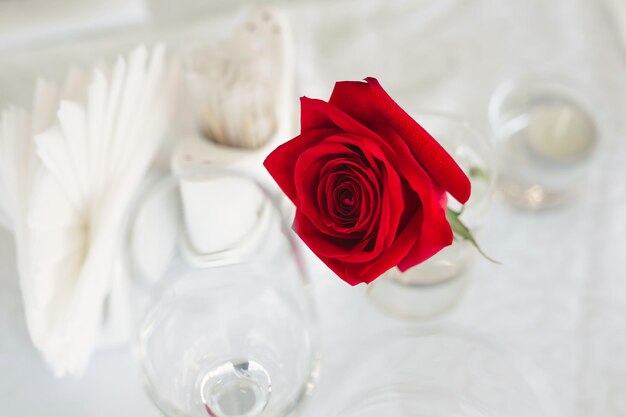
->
xmin=323 ymin=134 xmax=403 ymax=247
xmin=264 ymin=128 xmax=339 ymax=203
xmin=320 ymin=207 xmax=424 ymax=285
xmin=294 ymin=140 xmax=367 ymax=238
xmin=300 ymin=97 xmax=381 ymax=140
xmin=298 ymin=134 xmax=401 ymax=262
xmin=294 ymin=210 xmax=383 ymax=264
xmin=267 ymin=81 xmax=465 ymax=285
xmin=321 ymin=160 xmax=379 ymax=232
xmin=364 ymin=77 xmax=471 ymax=204
xmin=323 ymin=89 xmax=457 ymax=270
xmin=397 ymin=186 xmax=453 ymax=271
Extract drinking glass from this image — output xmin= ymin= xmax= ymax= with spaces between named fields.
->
xmin=125 ymin=167 xmax=319 ymax=417
xmin=367 ymin=112 xmax=496 ymax=319
xmin=330 ymin=326 xmax=559 ymax=417
xmin=489 ymin=74 xmax=600 ymax=209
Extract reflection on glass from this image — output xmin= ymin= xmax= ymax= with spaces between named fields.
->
xmin=332 ymin=326 xmax=560 ymax=417
xmin=367 ymin=112 xmax=496 ymax=320
xmin=489 ymin=74 xmax=599 ymax=209
xmin=126 ymin=168 xmax=319 ymax=417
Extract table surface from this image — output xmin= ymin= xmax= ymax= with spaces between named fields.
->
xmin=1 ymin=0 xmax=626 ymax=416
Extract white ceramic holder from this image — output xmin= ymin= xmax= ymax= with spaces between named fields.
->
xmin=172 ymin=6 xmax=295 ymax=261
xmin=185 ymin=6 xmax=294 ymax=150
xmin=171 ymin=128 xmax=293 ymax=264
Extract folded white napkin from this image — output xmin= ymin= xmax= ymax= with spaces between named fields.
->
xmin=0 ymin=44 xmax=179 ymax=377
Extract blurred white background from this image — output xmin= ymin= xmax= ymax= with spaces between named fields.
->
xmin=0 ymin=0 xmax=625 ymax=416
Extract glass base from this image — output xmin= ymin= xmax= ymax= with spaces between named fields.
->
xmin=337 ymin=385 xmax=492 ymax=417
xmin=198 ymin=359 xmax=272 ymax=417
xmin=331 ymin=327 xmax=559 ymax=417
xmin=497 ymin=175 xmax=576 ymax=210
xmin=367 ymin=242 xmax=473 ymax=320
xmin=489 ymin=75 xmax=598 ymax=211
xmin=367 ymin=273 xmax=470 ymax=320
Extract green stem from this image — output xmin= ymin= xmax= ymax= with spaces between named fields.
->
xmin=445 ymin=207 xmax=500 ymax=264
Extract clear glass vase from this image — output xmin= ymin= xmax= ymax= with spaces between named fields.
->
xmin=367 ymin=112 xmax=496 ymax=320
xmin=125 ymin=167 xmax=319 ymax=417
xmin=329 ymin=326 xmax=559 ymax=417
xmin=488 ymin=74 xmax=600 ymax=209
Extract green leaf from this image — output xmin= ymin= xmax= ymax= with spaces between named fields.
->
xmin=469 ymin=166 xmax=489 ymax=182
xmin=445 ymin=207 xmax=500 ymax=264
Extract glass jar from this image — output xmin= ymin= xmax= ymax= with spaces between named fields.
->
xmin=488 ymin=74 xmax=600 ymax=209
xmin=367 ymin=112 xmax=496 ymax=320
xmin=330 ymin=326 xmax=560 ymax=417
xmin=125 ymin=167 xmax=319 ymax=417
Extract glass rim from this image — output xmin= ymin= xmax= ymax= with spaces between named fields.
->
xmin=329 ymin=323 xmax=561 ymax=417
xmin=130 ymin=167 xmax=322 ymax=417
xmin=487 ymin=72 xmax=604 ymax=140
xmin=411 ymin=110 xmax=498 ymax=204
xmin=121 ymin=165 xmax=310 ymax=290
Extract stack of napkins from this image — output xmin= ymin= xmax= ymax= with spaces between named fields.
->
xmin=0 ymin=44 xmax=178 ymax=377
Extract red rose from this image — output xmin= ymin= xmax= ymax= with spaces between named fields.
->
xmin=264 ymin=77 xmax=471 ymax=285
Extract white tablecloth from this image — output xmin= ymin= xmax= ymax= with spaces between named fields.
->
xmin=1 ymin=0 xmax=625 ymax=416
